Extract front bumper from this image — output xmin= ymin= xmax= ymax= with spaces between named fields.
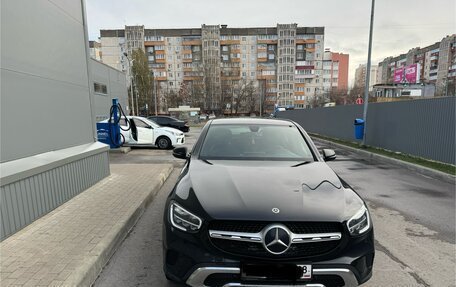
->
xmin=163 ymin=224 xmax=374 ymax=287
xmin=187 ymin=266 xmax=359 ymax=287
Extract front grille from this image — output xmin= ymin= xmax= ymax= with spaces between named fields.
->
xmin=211 ymin=238 xmax=340 ymax=259
xmin=209 ymin=220 xmax=342 ymax=234
xmin=208 ymin=221 xmax=343 ymax=259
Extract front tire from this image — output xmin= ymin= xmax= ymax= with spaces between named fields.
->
xmin=157 ymin=136 xmax=171 ymax=149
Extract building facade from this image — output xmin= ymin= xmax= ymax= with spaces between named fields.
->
xmin=377 ymin=35 xmax=456 ymax=97
xmin=89 ymin=41 xmax=102 ymax=61
xmin=1 ymin=0 xmax=110 ymax=240
xmin=99 ymin=24 xmax=326 ymax=113
xmin=322 ymin=50 xmax=349 ymax=92
xmin=90 ymin=58 xmax=128 ymax=121
xmin=354 ymin=64 xmax=378 ymax=91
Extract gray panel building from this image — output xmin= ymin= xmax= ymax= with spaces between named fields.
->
xmin=0 ymin=0 xmax=112 ymax=240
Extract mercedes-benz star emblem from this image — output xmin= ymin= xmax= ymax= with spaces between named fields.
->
xmin=262 ymin=225 xmax=291 ymax=255
xmin=272 ymin=208 xmax=280 ymax=214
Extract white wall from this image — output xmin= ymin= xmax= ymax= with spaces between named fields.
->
xmin=90 ymin=59 xmax=128 ymax=121
xmin=1 ymin=0 xmax=95 ymax=162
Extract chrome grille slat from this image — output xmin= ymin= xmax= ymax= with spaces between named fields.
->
xmin=209 ymin=229 xmax=341 ymax=244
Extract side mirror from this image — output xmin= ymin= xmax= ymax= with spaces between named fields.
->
xmin=173 ymin=147 xmax=188 ymax=159
xmin=322 ymin=149 xmax=336 ymax=161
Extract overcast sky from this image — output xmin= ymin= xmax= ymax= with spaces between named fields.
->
xmin=86 ymin=0 xmax=455 ymax=86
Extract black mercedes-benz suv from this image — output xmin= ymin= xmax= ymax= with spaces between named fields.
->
xmin=163 ymin=118 xmax=374 ymax=287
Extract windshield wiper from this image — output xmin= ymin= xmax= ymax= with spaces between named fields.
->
xmin=291 ymin=161 xmax=311 ymax=167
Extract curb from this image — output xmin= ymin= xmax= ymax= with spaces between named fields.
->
xmin=312 ymin=137 xmax=455 ymax=184
xmin=109 ymin=146 xmax=131 ymax=154
xmin=72 ymin=165 xmax=173 ymax=287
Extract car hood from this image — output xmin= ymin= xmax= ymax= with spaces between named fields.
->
xmin=185 ymin=160 xmax=351 ymax=222
xmin=158 ymin=126 xmax=183 ymax=135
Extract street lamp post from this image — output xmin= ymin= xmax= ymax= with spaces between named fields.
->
xmin=361 ymin=0 xmax=376 ymax=146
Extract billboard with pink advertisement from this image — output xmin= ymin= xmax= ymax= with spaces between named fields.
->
xmin=393 ymin=63 xmax=420 ymax=84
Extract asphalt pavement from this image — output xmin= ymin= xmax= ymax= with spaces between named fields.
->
xmin=95 ymin=127 xmax=455 ymax=287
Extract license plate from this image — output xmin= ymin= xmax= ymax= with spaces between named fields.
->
xmin=241 ymin=263 xmax=311 ymax=280
xmin=298 ymin=264 xmax=312 ymax=279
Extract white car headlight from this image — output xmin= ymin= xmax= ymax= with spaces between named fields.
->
xmin=347 ymin=205 xmax=370 ymax=236
xmin=170 ymin=202 xmax=202 ymax=232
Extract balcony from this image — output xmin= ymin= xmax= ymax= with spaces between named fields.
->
xmin=296 ymin=65 xmax=314 ymax=70
xmin=295 ymin=74 xmax=315 ymax=79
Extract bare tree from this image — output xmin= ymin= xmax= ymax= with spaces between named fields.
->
xmin=163 ymin=89 xmax=180 ymax=109
xmin=348 ymin=85 xmax=364 ymax=104
xmin=233 ymin=79 xmax=256 ymax=114
xmin=329 ymin=88 xmax=349 ymax=105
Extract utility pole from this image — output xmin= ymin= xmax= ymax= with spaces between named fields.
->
xmin=362 ymin=0 xmax=375 ymax=146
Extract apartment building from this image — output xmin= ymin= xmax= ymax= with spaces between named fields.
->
xmin=354 ymin=64 xmax=379 ymax=90
xmin=377 ymin=34 xmax=456 ymax=96
xmin=99 ymin=24 xmax=325 ymax=113
xmin=322 ymin=49 xmax=349 ymax=92
xmin=89 ymin=41 xmax=102 ymax=61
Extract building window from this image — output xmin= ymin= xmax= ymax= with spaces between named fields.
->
xmin=258 ymin=52 xmax=267 ymax=58
xmin=94 ymin=82 xmax=108 ymax=95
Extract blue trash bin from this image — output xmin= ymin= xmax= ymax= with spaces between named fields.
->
xmin=354 ymin=118 xmax=364 ymax=140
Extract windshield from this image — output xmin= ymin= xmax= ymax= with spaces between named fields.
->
xmin=200 ymin=124 xmax=314 ymax=161
xmin=140 ymin=118 xmax=161 ymax=128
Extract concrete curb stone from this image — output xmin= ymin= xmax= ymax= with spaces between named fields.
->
xmin=109 ymin=147 xmax=131 ymax=154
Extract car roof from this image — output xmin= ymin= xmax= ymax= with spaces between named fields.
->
xmin=209 ymin=118 xmax=293 ymax=126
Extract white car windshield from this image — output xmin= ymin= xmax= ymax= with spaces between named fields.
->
xmin=200 ymin=124 xmax=315 ymax=161
xmin=138 ymin=117 xmax=161 ymax=128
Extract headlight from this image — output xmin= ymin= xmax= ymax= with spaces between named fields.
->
xmin=347 ymin=205 xmax=370 ymax=236
xmin=169 ymin=202 xmax=202 ymax=232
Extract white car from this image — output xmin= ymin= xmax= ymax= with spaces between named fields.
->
xmin=100 ymin=116 xmax=185 ymax=149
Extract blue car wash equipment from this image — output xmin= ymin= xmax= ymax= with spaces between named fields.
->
xmin=96 ymin=99 xmax=130 ymax=148
xmin=354 ymin=118 xmax=365 ymax=140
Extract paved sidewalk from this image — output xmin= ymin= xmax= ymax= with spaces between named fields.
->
xmin=0 ymin=164 xmax=173 ymax=286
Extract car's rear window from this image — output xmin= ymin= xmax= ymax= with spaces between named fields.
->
xmin=200 ymin=124 xmax=314 ymax=161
